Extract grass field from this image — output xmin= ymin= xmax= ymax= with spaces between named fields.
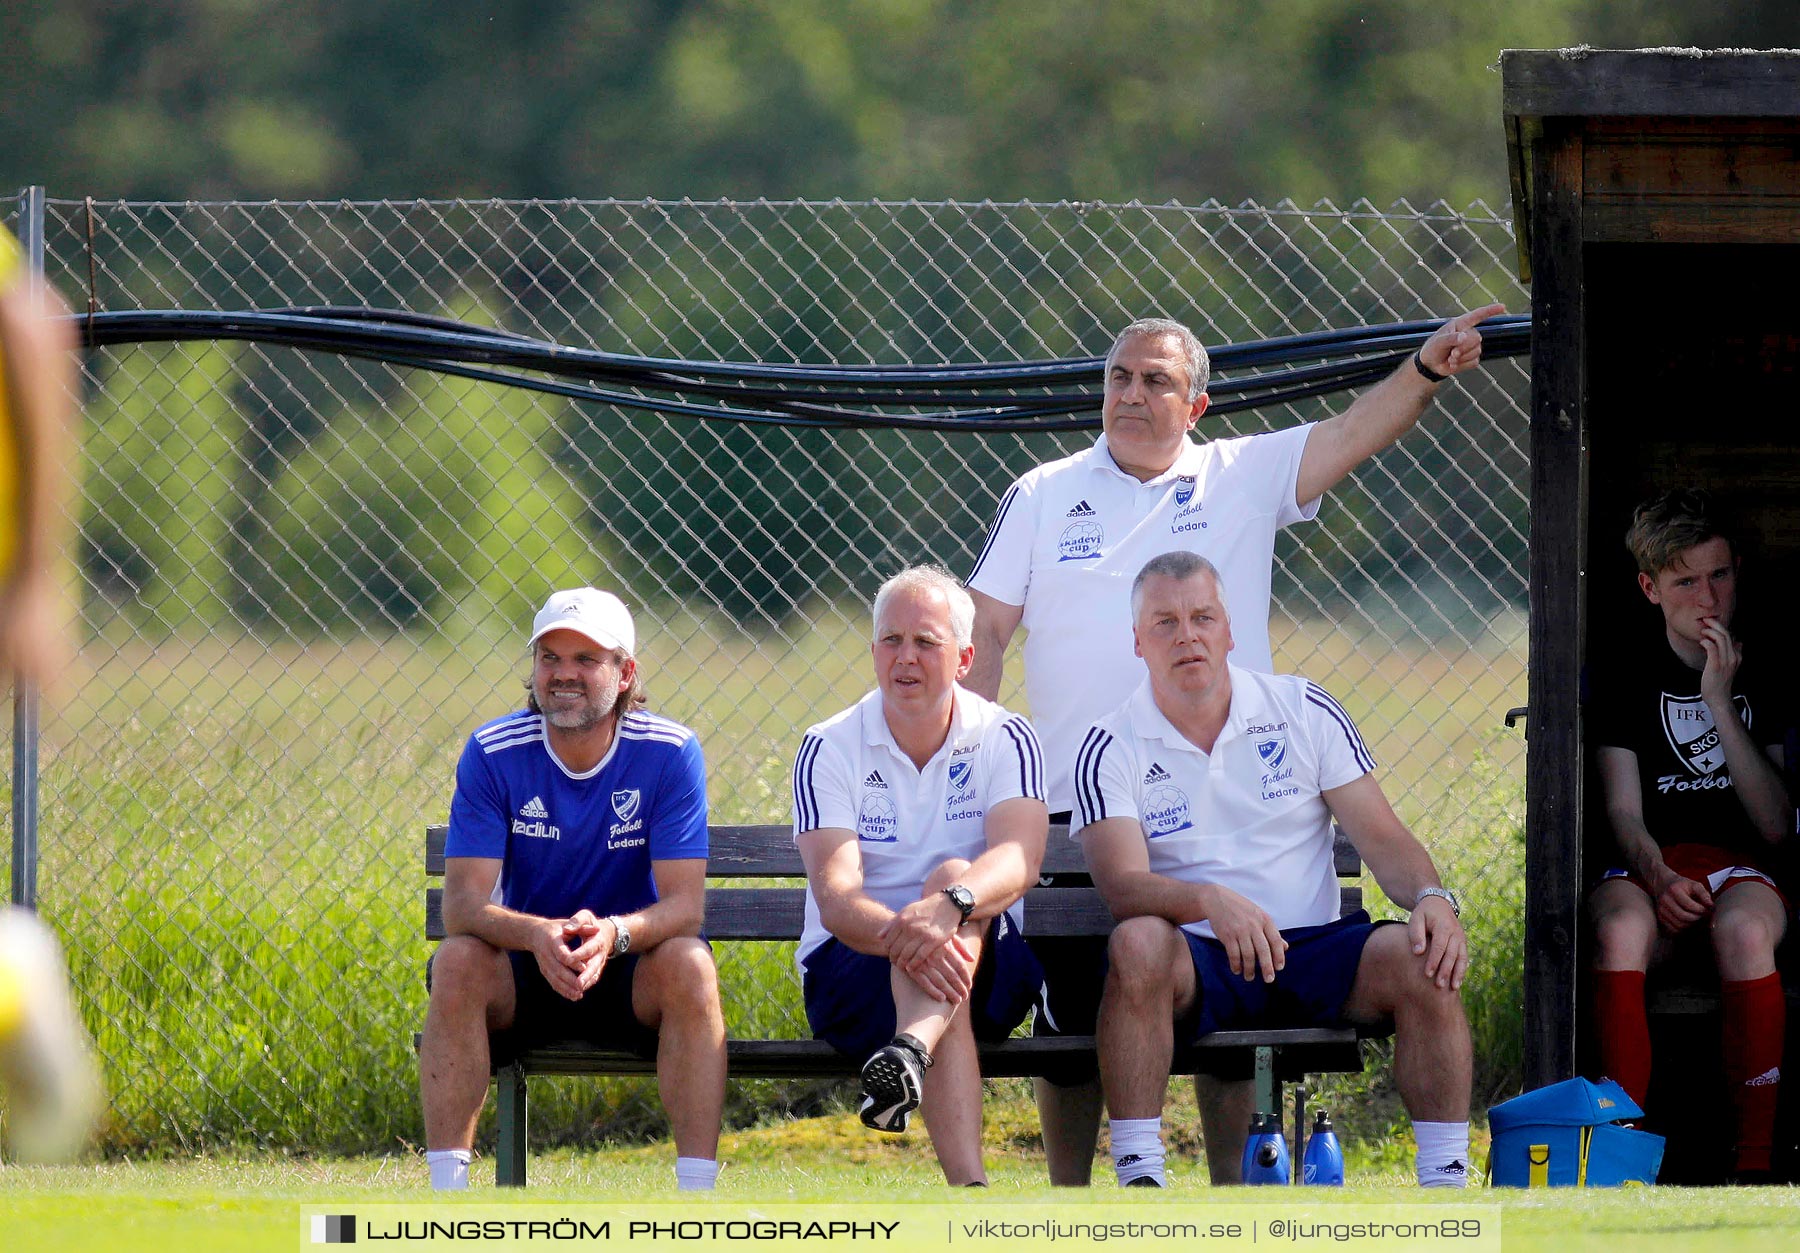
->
xmin=3 ymin=1113 xmax=1796 ymax=1253
xmin=7 ymin=608 xmax=1528 ymax=1154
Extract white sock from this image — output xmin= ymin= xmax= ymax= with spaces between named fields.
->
xmin=1414 ymin=1121 xmax=1470 ymax=1187
xmin=675 ymin=1157 xmax=719 ymax=1191
xmin=427 ymin=1148 xmax=472 ymax=1190
xmin=1109 ymin=1117 xmax=1166 ymax=1186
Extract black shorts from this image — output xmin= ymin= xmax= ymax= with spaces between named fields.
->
xmin=1030 ymin=811 xmax=1108 ymax=1085
xmin=1028 ymin=933 xmax=1108 ymax=1087
xmin=427 ymin=946 xmax=659 ymax=1065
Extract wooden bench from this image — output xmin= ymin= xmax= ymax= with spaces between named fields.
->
xmin=424 ymin=821 xmax=1377 ymax=1186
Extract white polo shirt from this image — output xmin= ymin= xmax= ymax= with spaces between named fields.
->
xmin=966 ymin=425 xmax=1319 ymax=812
xmin=1072 ymin=665 xmax=1374 ymax=938
xmin=790 ymin=684 xmax=1045 ymax=963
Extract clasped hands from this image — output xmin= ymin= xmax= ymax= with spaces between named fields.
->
xmin=532 ymin=909 xmax=616 ymax=1002
xmin=878 ymin=895 xmax=977 ymax=1004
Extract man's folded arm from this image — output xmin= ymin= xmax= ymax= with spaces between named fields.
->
xmin=1080 ymin=817 xmax=1205 ymax=926
xmin=797 ymin=827 xmax=895 ymax=954
xmin=956 ymin=795 xmax=1048 ymax=920
xmin=629 ymin=856 xmax=707 ymax=949
xmin=443 ymin=855 xmax=556 ymax=949
xmin=1322 ymin=773 xmax=1446 ymax=910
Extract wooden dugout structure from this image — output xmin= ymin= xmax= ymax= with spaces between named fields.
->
xmin=1503 ymin=48 xmax=1800 ymax=1097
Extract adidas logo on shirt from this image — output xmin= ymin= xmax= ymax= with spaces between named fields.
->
xmin=512 ymin=795 xmax=560 ymax=840
xmin=1746 ymin=1067 xmax=1781 ymax=1088
xmin=1144 ymin=762 xmax=1172 ymax=783
xmin=864 ymin=770 xmax=889 ymax=789
xmin=1065 ymin=500 xmax=1097 ymax=518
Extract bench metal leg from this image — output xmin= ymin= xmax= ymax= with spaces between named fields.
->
xmin=495 ymin=1063 xmax=528 ymax=1187
xmin=1292 ymin=1085 xmax=1307 ymax=1186
xmin=1253 ymin=1045 xmax=1279 ymax=1119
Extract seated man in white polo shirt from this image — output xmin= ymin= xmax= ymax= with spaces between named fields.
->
xmin=1077 ymin=550 xmax=1472 ymax=1188
xmin=792 ymin=566 xmax=1049 ymax=1186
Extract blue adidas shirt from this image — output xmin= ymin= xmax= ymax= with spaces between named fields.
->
xmin=445 ymin=708 xmax=709 ymax=920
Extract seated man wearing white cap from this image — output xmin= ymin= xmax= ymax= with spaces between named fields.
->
xmin=419 ymin=588 xmax=725 ymax=1190
xmin=791 ymin=566 xmax=1049 ymax=1186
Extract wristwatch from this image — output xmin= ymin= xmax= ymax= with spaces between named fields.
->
xmin=1414 ymin=887 xmax=1461 ymax=918
xmin=942 ymin=884 xmax=976 ymax=924
xmin=606 ymin=915 xmax=632 ymax=956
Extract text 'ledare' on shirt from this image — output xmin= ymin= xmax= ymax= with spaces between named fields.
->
xmin=965 ymin=425 xmax=1319 ymax=811
xmin=1072 ymin=666 xmax=1374 ymax=938
xmin=445 ymin=708 xmax=709 ymax=922
xmin=789 ymin=685 xmax=1045 ymax=964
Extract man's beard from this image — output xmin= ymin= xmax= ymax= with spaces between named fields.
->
xmin=538 ymin=684 xmax=606 ymax=730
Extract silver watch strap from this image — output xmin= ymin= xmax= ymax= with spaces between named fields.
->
xmin=1413 ymin=886 xmax=1460 ymax=917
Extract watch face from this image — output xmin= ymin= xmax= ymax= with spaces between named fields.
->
xmin=947 ymin=886 xmax=974 ymax=915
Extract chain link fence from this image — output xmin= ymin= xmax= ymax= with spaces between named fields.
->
xmin=7 ymin=196 xmax=1530 ymax=1154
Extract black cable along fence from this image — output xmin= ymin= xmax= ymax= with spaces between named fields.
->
xmin=6 ymin=196 xmax=1530 ymax=1154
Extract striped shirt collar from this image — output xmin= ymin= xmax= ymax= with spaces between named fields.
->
xmin=1087 ymin=433 xmax=1208 ymax=486
xmin=858 ymin=682 xmax=978 ymax=768
xmin=1126 ymin=665 xmax=1255 ymax=754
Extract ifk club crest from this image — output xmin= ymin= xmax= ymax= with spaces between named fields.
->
xmin=612 ymin=788 xmax=642 ymax=822
xmin=1659 ymin=692 xmax=1748 ymax=776
xmin=948 ymin=759 xmax=973 ymax=793
xmin=1256 ymin=736 xmax=1288 ymax=773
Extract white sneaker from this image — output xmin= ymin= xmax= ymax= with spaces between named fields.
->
xmin=0 ymin=907 xmax=102 ymax=1162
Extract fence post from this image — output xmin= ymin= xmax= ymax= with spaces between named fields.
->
xmin=9 ymin=184 xmax=46 ymax=910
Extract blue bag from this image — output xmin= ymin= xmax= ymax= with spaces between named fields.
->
xmin=1488 ymin=1077 xmax=1664 ymax=1187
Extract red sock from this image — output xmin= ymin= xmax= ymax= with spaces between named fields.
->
xmin=1722 ymin=972 xmax=1784 ymax=1174
xmin=1593 ymin=969 xmax=1651 ymax=1110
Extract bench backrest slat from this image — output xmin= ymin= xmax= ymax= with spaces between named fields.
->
xmin=425 ymin=881 xmax=1165 ymax=943
xmin=425 ymin=823 xmax=1362 ymax=879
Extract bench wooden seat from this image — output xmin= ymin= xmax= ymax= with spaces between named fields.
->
xmin=423 ymin=821 xmax=1377 ymax=1186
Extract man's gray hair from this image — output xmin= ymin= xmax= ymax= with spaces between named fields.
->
xmin=1130 ymin=550 xmax=1230 ymax=619
xmin=871 ymin=565 xmax=975 ymax=647
xmin=1104 ymin=318 xmax=1211 ymax=402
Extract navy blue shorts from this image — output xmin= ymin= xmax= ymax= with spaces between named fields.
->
xmin=1180 ymin=910 xmax=1396 ymax=1042
xmin=802 ymin=912 xmax=1044 ymax=1061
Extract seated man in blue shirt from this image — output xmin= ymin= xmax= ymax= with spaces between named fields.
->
xmin=419 ymin=588 xmax=724 ymax=1190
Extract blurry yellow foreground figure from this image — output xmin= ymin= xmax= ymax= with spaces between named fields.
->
xmin=0 ymin=906 xmax=100 ymax=1161
xmin=0 ymin=221 xmax=97 ymax=1162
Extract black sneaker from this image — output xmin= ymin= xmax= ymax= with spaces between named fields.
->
xmin=1124 ymin=1175 xmax=1165 ymax=1188
xmin=859 ymin=1038 xmax=929 ymax=1132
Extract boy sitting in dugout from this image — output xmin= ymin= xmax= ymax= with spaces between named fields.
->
xmin=1589 ymin=488 xmax=1792 ymax=1181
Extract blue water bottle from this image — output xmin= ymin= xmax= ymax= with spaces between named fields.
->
xmin=1302 ymin=1109 xmax=1345 ymax=1186
xmin=1239 ymin=1112 xmax=1261 ymax=1182
xmin=1243 ymin=1112 xmax=1291 ymax=1185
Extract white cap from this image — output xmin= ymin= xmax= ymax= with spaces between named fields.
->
xmin=528 ymin=588 xmax=636 ymax=656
